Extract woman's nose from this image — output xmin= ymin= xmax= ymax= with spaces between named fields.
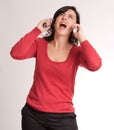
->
xmin=62 ymin=14 xmax=67 ymax=20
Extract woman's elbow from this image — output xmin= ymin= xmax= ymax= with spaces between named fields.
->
xmin=87 ymin=60 xmax=102 ymax=71
xmin=10 ymin=50 xmax=25 ymax=60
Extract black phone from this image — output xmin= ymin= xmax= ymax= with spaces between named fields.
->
xmin=42 ymin=23 xmax=47 ymax=28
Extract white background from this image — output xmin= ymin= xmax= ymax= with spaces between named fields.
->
xmin=0 ymin=0 xmax=114 ymax=130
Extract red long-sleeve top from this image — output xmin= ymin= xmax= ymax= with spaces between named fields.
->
xmin=10 ymin=27 xmax=102 ymax=113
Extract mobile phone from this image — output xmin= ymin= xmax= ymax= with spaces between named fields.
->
xmin=38 ymin=23 xmax=48 ymax=38
xmin=42 ymin=23 xmax=47 ymax=28
xmin=73 ymin=28 xmax=77 ymax=33
xmin=38 ymin=22 xmax=52 ymax=38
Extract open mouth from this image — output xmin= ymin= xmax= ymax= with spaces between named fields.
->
xmin=59 ymin=23 xmax=67 ymax=29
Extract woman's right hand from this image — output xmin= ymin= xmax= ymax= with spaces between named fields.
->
xmin=37 ymin=18 xmax=52 ymax=32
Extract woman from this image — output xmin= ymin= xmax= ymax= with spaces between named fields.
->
xmin=10 ymin=6 xmax=102 ymax=130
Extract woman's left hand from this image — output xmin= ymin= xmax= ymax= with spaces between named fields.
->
xmin=72 ymin=24 xmax=87 ymax=43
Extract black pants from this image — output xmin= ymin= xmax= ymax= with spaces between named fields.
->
xmin=21 ymin=104 xmax=78 ymax=130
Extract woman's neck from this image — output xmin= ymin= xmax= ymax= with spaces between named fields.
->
xmin=51 ymin=35 xmax=70 ymax=49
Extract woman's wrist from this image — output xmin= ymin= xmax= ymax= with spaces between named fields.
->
xmin=78 ymin=35 xmax=87 ymax=44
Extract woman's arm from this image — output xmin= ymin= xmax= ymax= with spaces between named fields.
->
xmin=73 ymin=24 xmax=102 ymax=71
xmin=78 ymin=40 xmax=102 ymax=71
xmin=10 ymin=27 xmax=41 ymax=60
xmin=10 ymin=18 xmax=52 ymax=60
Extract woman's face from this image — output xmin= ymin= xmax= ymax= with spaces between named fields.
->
xmin=54 ymin=9 xmax=77 ymax=36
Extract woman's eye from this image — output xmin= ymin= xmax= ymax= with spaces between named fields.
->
xmin=68 ymin=15 xmax=74 ymax=19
